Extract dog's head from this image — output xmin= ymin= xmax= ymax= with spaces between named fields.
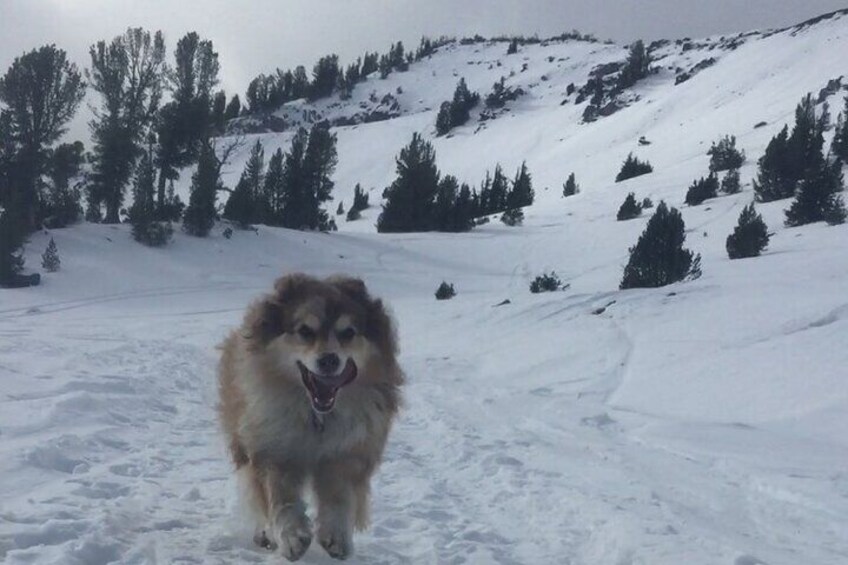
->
xmin=244 ymin=274 xmax=396 ymax=414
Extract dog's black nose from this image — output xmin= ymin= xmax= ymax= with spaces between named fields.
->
xmin=317 ymin=353 xmax=341 ymax=374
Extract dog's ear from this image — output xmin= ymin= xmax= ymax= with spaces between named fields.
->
xmin=243 ymin=274 xmax=309 ymax=350
xmin=331 ymin=276 xmax=369 ymax=303
xmin=332 ymin=276 xmax=398 ymax=355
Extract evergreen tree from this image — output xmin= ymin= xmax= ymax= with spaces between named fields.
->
xmin=685 ymin=173 xmax=719 ymax=206
xmin=336 ymin=201 xmax=344 ymax=215
xmin=378 ymin=133 xmax=440 ymax=232
xmin=224 ymin=139 xmax=264 ymax=227
xmin=224 ymin=94 xmax=241 ymax=121
xmin=616 ymin=40 xmax=650 ymax=91
xmin=507 ymin=39 xmax=518 ymax=55
xmin=500 ymin=207 xmax=524 ymax=226
xmin=129 ymin=149 xmax=172 ymax=246
xmin=279 ymin=128 xmax=308 ymax=228
xmin=154 ymin=32 xmax=219 ymax=216
xmin=453 ymin=183 xmax=475 ymax=232
xmin=310 ymin=54 xmax=340 ymax=100
xmin=435 ymin=281 xmax=456 ymax=300
xmin=620 ymin=201 xmax=701 ymax=289
xmin=41 ymin=237 xmax=60 ymax=272
xmin=720 ymin=168 xmax=741 ymax=194
xmin=433 ymin=174 xmax=459 ymax=231
xmin=435 ymin=101 xmax=453 ymax=136
xmin=832 ymin=96 xmax=848 ymax=161
xmin=530 ymin=271 xmax=563 ymax=293
xmin=726 ymin=203 xmax=769 ymax=259
xmin=507 ymin=161 xmax=534 ymax=209
xmin=785 ymin=158 xmax=846 ymax=226
xmin=351 ymin=183 xmax=369 ymax=212
xmin=0 ymin=44 xmax=86 ymax=232
xmin=0 ymin=202 xmax=26 ymax=286
xmin=563 ymin=172 xmax=579 ymax=197
xmin=88 ymin=28 xmax=166 ymax=223
xmin=291 ymin=66 xmax=310 ymax=99
xmin=488 ymin=164 xmax=509 ymax=214
xmin=753 ymin=126 xmax=794 ymax=202
xmin=707 ymin=135 xmax=746 ymax=172
xmin=182 ymin=141 xmax=220 ymax=236
xmin=263 ymin=148 xmax=285 ymax=225
xmin=302 ymin=123 xmax=338 ymax=231
xmin=211 ymin=90 xmax=227 ymax=135
xmin=45 ymin=141 xmax=85 ymax=227
xmin=615 ymin=153 xmax=653 ymax=182
xmin=616 ymin=192 xmax=642 ymax=220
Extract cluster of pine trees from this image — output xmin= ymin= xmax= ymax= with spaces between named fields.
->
xmin=436 ymin=79 xmax=480 ymax=135
xmin=222 ymin=123 xmax=338 ymax=232
xmin=378 ymin=133 xmax=534 ymax=233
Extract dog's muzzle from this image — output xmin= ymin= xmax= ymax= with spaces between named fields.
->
xmin=297 ymin=359 xmax=358 ymax=414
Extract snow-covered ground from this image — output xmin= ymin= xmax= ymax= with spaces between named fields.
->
xmin=2 ymin=10 xmax=848 ymax=565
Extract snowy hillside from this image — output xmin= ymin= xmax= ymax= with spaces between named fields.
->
xmin=2 ymin=10 xmax=848 ymax=565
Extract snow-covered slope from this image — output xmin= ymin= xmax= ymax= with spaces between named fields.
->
xmin=2 ymin=10 xmax=848 ymax=565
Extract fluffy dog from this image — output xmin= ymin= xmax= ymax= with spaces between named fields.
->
xmin=218 ymin=274 xmax=403 ymax=561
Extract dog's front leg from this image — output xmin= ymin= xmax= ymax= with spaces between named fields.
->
xmin=313 ymin=459 xmax=360 ymax=560
xmin=262 ymin=464 xmax=312 ymax=562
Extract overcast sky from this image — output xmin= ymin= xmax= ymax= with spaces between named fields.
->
xmin=1 ymin=0 xmax=846 ymax=140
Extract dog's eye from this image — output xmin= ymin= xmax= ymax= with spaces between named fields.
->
xmin=337 ymin=327 xmax=356 ymax=341
xmin=297 ymin=325 xmax=316 ymax=340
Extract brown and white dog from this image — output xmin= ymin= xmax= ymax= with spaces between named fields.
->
xmin=217 ymin=274 xmax=403 ymax=561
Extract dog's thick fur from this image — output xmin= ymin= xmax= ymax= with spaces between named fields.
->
xmin=218 ymin=274 xmax=403 ymax=561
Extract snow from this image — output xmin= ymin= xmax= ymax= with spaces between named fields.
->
xmin=2 ymin=12 xmax=848 ymax=565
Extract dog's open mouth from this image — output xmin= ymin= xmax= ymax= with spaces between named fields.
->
xmin=297 ymin=359 xmax=358 ymax=414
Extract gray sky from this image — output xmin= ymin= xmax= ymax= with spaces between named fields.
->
xmin=1 ymin=0 xmax=846 ymax=139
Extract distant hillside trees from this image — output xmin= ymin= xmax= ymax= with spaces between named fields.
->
xmin=129 ymin=147 xmax=172 ymax=246
xmin=0 ymin=44 xmax=85 ymax=235
xmin=684 ymin=173 xmax=719 ymax=206
xmin=620 ymin=201 xmax=701 ymax=289
xmin=87 ymin=27 xmax=166 ymax=224
xmin=310 ymin=54 xmax=340 ymax=100
xmin=616 ymin=192 xmax=642 ymax=220
xmin=616 ymin=40 xmax=651 ymax=91
xmin=615 ymin=153 xmax=653 ymax=182
xmin=378 ymin=133 xmax=440 ymax=232
xmin=436 ymin=78 xmax=480 ymax=135
xmin=720 ymin=168 xmax=741 ymax=194
xmin=784 ymin=159 xmax=846 ymax=226
xmin=832 ymin=96 xmax=848 ymax=161
xmin=753 ymin=94 xmax=828 ymax=202
xmin=708 ymin=135 xmax=746 ymax=172
xmin=563 ymin=173 xmax=579 ymax=197
xmin=154 ymin=32 xmax=220 ymax=218
xmin=183 ymin=141 xmax=221 ymax=236
xmin=223 ymin=124 xmax=338 ymax=231
xmin=44 ymin=141 xmax=85 ymax=228
xmin=346 ymin=183 xmax=370 ymax=221
xmin=726 ymin=203 xmax=769 ymax=259
xmin=484 ymin=77 xmax=523 ymax=109
xmin=530 ymin=271 xmax=564 ymax=293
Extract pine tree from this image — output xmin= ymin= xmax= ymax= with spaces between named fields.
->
xmin=0 ymin=45 xmax=86 ymax=232
xmin=41 ymin=237 xmax=60 ymax=272
xmin=435 ymin=281 xmax=456 ymax=300
xmin=280 ymin=128 xmax=308 ymax=229
xmin=720 ymin=168 xmax=741 ymax=194
xmin=224 ymin=94 xmax=241 ymax=121
xmin=726 ymin=203 xmax=769 ymax=259
xmin=616 ymin=40 xmax=650 ymax=91
xmin=507 ymin=161 xmax=534 ymax=209
xmin=832 ymin=96 xmax=848 ymax=161
xmin=620 ymin=201 xmax=701 ymax=289
xmin=785 ymin=158 xmax=846 ymax=226
xmin=224 ymin=139 xmax=264 ymax=228
xmin=352 ymin=183 xmax=369 ymax=212
xmin=302 ymin=123 xmax=338 ymax=231
xmin=708 ymin=135 xmax=746 ymax=172
xmin=530 ymin=271 xmax=563 ymax=293
xmin=753 ymin=126 xmax=794 ymax=202
xmin=0 ymin=202 xmax=26 ymax=286
xmin=436 ymin=101 xmax=453 ymax=136
xmin=378 ymin=133 xmax=440 ymax=232
xmin=685 ymin=173 xmax=719 ymax=206
xmin=310 ymin=54 xmax=340 ymax=100
xmin=129 ymin=149 xmax=172 ymax=246
xmin=263 ymin=148 xmax=285 ymax=225
xmin=45 ymin=141 xmax=85 ymax=228
xmin=507 ymin=39 xmax=518 ymax=55
xmin=615 ymin=154 xmax=653 ymax=182
xmin=182 ymin=142 xmax=220 ymax=237
xmin=433 ymin=175 xmax=459 ymax=231
xmin=488 ymin=164 xmax=509 ymax=214
xmin=563 ymin=172 xmax=579 ymax=197
xmin=336 ymin=201 xmax=344 ymax=215
xmin=500 ymin=207 xmax=524 ymax=226
xmin=88 ymin=28 xmax=166 ymax=224
xmin=616 ymin=192 xmax=642 ymax=220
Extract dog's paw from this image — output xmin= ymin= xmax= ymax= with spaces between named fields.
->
xmin=319 ymin=528 xmax=353 ymax=560
xmin=274 ymin=512 xmax=313 ymax=562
